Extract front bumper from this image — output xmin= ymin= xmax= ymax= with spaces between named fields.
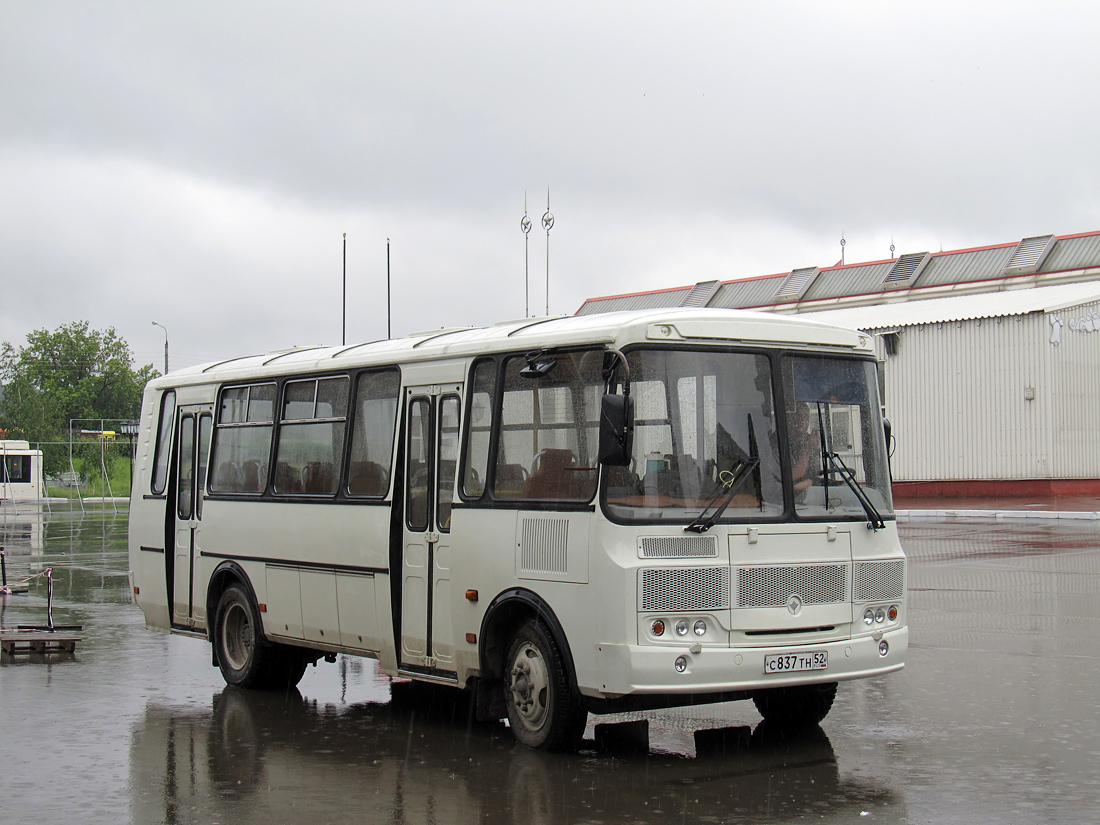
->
xmin=589 ymin=626 xmax=907 ymax=698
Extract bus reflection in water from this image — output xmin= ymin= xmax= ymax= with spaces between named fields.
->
xmin=128 ymin=308 xmax=907 ymax=751
xmin=128 ymin=676 xmax=903 ymax=825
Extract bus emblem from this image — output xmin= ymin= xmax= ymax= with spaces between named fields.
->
xmin=786 ymin=595 xmax=803 ymax=615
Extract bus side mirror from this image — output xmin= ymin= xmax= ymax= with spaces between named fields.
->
xmin=598 ymin=394 xmax=633 ymax=466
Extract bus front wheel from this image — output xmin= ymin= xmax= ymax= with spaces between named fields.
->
xmin=215 ymin=583 xmax=306 ymax=690
xmin=504 ymin=619 xmax=587 ymax=751
xmin=752 ymin=682 xmax=838 ymax=728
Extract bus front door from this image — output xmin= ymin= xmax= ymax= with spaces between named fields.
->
xmin=171 ymin=406 xmax=212 ymax=629
xmin=400 ymin=386 xmax=461 ymax=678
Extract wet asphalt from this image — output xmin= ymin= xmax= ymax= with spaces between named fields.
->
xmin=1 ymin=507 xmax=1098 ymax=824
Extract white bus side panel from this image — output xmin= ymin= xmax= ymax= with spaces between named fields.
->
xmin=198 ymin=500 xmax=391 ymax=654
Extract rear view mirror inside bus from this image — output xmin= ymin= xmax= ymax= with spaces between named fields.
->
xmin=598 ymin=393 xmax=633 ymax=466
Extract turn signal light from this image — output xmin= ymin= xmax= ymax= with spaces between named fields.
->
xmin=651 ymin=620 xmax=666 ymax=637
xmin=888 ymin=605 xmax=899 ymax=621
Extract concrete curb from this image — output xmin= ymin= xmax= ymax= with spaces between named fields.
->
xmin=896 ymin=509 xmax=1100 ymax=522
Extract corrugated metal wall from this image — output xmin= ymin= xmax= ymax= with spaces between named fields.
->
xmin=1049 ymin=298 xmax=1100 ymax=477
xmin=884 ymin=313 xmax=1052 ymax=481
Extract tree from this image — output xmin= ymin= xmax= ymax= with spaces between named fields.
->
xmin=0 ymin=321 xmax=159 ymax=474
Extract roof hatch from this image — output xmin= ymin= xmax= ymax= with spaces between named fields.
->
xmin=882 ymin=252 xmax=931 ymax=290
xmin=1003 ymin=234 xmax=1056 ymax=276
xmin=773 ymin=266 xmax=821 ymax=302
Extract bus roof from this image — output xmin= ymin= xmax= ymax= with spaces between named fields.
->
xmin=151 ymin=307 xmax=872 ymax=388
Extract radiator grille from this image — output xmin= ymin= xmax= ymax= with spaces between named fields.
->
xmin=638 ymin=535 xmax=718 ymax=559
xmin=735 ymin=564 xmax=847 ymax=608
xmin=519 ymin=518 xmax=568 ymax=575
xmin=640 ymin=567 xmax=730 ymax=612
xmin=853 ymin=559 xmax=906 ymax=601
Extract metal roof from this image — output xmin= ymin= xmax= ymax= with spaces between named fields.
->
xmin=576 ymin=229 xmax=1100 ymax=316
xmin=794 ymin=281 xmax=1100 ymax=331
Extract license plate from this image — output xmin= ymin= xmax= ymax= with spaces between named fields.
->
xmin=763 ymin=651 xmax=828 ymax=674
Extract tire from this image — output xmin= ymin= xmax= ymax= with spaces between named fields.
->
xmin=214 ymin=583 xmax=306 ymax=691
xmin=503 ymin=619 xmax=587 ymax=751
xmin=752 ymin=682 xmax=838 ymax=728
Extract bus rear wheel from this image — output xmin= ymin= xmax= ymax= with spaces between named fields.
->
xmin=215 ymin=583 xmax=306 ymax=690
xmin=504 ymin=619 xmax=587 ymax=751
xmin=752 ymin=682 xmax=838 ymax=728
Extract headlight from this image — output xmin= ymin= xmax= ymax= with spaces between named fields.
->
xmin=693 ymin=620 xmax=706 ymax=636
xmin=863 ymin=608 xmax=875 ymax=625
xmin=675 ymin=620 xmax=689 ymax=636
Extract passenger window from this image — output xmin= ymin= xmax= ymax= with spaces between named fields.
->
xmin=210 ymin=383 xmax=276 ymax=494
xmin=274 ymin=376 xmax=349 ymax=495
xmin=492 ymin=350 xmax=602 ymax=502
xmin=347 ymin=369 xmax=400 ymax=497
xmin=151 ymin=390 xmax=176 ymax=495
xmin=462 ymin=359 xmax=496 ymax=499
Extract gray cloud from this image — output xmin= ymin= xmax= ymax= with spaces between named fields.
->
xmin=2 ymin=1 xmax=1098 ymax=369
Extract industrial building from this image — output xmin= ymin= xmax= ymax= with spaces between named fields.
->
xmin=578 ymin=230 xmax=1100 ymax=496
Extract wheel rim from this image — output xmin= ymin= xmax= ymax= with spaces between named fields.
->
xmin=222 ymin=602 xmax=253 ymax=672
xmin=508 ymin=641 xmax=551 ymax=733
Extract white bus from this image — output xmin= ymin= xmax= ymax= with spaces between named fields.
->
xmin=128 ymin=307 xmax=906 ymax=751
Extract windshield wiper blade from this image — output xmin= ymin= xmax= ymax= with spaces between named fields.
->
xmin=685 ymin=457 xmax=760 ymax=534
xmin=822 ymin=451 xmax=885 ymax=531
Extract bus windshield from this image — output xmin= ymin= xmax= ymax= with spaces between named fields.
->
xmin=604 ymin=349 xmax=784 ymax=521
xmin=603 ymin=349 xmax=893 ymax=524
xmin=783 ymin=354 xmax=893 ymax=522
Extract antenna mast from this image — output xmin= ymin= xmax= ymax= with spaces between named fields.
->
xmin=542 ymin=189 xmax=554 ymax=316
xmin=521 ymin=192 xmax=532 ymax=317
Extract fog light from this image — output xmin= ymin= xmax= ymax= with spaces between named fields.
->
xmin=675 ymin=656 xmax=688 ymax=673
xmin=675 ymin=620 xmax=689 ymax=636
xmin=878 ymin=640 xmax=889 ymax=657
xmin=875 ymin=608 xmax=886 ymax=624
xmin=693 ymin=620 xmax=706 ymax=636
xmin=887 ymin=605 xmax=898 ymax=622
xmin=863 ymin=609 xmax=875 ymax=625
xmin=651 ymin=620 xmax=665 ymax=637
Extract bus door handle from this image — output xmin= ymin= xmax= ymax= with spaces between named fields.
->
xmin=426 ymin=531 xmax=440 ymax=544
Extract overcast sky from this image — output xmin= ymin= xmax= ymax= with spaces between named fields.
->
xmin=3 ymin=1 xmax=1098 ymax=371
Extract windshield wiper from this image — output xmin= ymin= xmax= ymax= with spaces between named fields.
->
xmin=813 ymin=402 xmax=884 ymax=531
xmin=685 ymin=456 xmax=760 ymax=534
xmin=822 ymin=450 xmax=885 ymax=531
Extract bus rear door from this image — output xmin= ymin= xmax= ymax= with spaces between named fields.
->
xmin=172 ymin=405 xmax=212 ymax=629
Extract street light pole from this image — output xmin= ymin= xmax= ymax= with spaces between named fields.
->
xmin=151 ymin=321 xmax=169 ymax=374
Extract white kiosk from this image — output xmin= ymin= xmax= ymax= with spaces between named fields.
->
xmin=1 ymin=440 xmax=45 ymax=502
